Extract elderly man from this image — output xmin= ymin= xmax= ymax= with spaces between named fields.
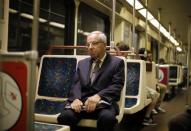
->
xmin=57 ymin=31 xmax=125 ymax=131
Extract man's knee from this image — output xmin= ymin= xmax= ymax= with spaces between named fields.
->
xmin=57 ymin=110 xmax=79 ymax=125
xmin=98 ymin=110 xmax=117 ymax=126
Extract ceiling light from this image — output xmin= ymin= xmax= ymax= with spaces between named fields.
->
xmin=149 ymin=19 xmax=160 ymax=29
xmin=126 ymin=0 xmax=143 ymax=10
xmin=176 ymin=47 xmax=182 ymax=52
xmin=138 ymin=9 xmax=154 ymax=20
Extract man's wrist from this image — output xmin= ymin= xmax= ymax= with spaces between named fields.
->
xmin=94 ymin=94 xmax=101 ymax=101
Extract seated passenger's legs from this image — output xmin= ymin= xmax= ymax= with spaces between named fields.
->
xmin=143 ymin=87 xmax=159 ymax=126
xmin=57 ymin=107 xmax=118 ymax=131
xmin=97 ymin=108 xmax=117 ymax=131
xmin=57 ymin=109 xmax=80 ymax=126
xmin=155 ymin=83 xmax=167 ymax=113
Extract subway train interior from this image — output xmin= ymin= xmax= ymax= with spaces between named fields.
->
xmin=0 ymin=0 xmax=191 ymax=131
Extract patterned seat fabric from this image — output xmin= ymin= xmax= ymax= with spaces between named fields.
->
xmin=125 ymin=62 xmax=140 ymax=108
xmin=35 ymin=57 xmax=77 ymax=114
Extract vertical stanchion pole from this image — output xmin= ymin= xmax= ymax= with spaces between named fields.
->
xmin=110 ymin=0 xmax=116 ymax=49
xmin=74 ymin=0 xmax=80 ymax=55
xmin=132 ymin=0 xmax=136 ymax=51
xmin=157 ymin=9 xmax=161 ymax=64
xmin=145 ymin=0 xmax=148 ymax=51
xmin=187 ymin=17 xmax=191 ymax=105
xmin=29 ymin=0 xmax=39 ymax=130
xmin=168 ymin=23 xmax=171 ymax=63
xmin=0 ymin=0 xmax=9 ymax=52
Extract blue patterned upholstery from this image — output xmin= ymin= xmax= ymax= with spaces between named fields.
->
xmin=125 ymin=98 xmax=137 ymax=108
xmin=35 ymin=122 xmax=63 ymax=130
xmin=38 ymin=57 xmax=77 ymax=98
xmin=126 ymin=62 xmax=140 ymax=96
xmin=35 ymin=99 xmax=65 ymax=114
xmin=169 ymin=66 xmax=178 ymax=79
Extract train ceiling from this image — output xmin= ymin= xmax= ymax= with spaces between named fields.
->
xmin=145 ymin=0 xmax=191 ymax=47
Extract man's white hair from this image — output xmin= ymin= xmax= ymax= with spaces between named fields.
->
xmin=88 ymin=31 xmax=107 ymax=43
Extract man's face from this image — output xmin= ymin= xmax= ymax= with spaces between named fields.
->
xmin=86 ymin=34 xmax=106 ymax=59
xmin=147 ymin=53 xmax=152 ymax=61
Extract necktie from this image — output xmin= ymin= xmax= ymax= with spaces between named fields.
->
xmin=91 ymin=60 xmax=100 ymax=84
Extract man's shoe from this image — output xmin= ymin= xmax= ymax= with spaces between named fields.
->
xmin=142 ymin=117 xmax=157 ymax=126
xmin=152 ymin=109 xmax=158 ymax=115
xmin=156 ymin=107 xmax=166 ymax=113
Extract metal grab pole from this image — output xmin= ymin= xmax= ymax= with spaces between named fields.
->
xmin=158 ymin=8 xmax=161 ymax=64
xmin=145 ymin=0 xmax=148 ymax=50
xmin=110 ymin=0 xmax=116 ymax=49
xmin=187 ymin=17 xmax=191 ymax=105
xmin=28 ymin=0 xmax=40 ymax=130
xmin=132 ymin=0 xmax=135 ymax=51
xmin=74 ymin=0 xmax=80 ymax=55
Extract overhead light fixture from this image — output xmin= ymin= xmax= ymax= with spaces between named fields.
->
xmin=138 ymin=9 xmax=154 ymax=20
xmin=49 ymin=22 xmax=65 ymax=29
xmin=160 ymin=26 xmax=170 ymax=38
xmin=176 ymin=47 xmax=182 ymax=52
xmin=126 ymin=0 xmax=181 ymax=47
xmin=149 ymin=18 xmax=159 ymax=29
xmin=126 ymin=0 xmax=143 ymax=10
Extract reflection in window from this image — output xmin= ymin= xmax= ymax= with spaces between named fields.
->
xmin=8 ymin=0 xmax=66 ymax=57
xmin=0 ymin=0 xmax=4 ymax=20
xmin=39 ymin=0 xmax=65 ymax=57
xmin=77 ymin=3 xmax=110 ymax=55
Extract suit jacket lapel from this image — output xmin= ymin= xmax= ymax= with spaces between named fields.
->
xmin=91 ymin=53 xmax=110 ymax=85
xmin=86 ymin=58 xmax=92 ymax=85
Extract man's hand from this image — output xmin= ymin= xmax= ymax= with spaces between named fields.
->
xmin=84 ymin=94 xmax=101 ymax=113
xmin=71 ymin=99 xmax=83 ymax=113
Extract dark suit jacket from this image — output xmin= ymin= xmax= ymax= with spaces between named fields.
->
xmin=67 ymin=53 xmax=125 ymax=113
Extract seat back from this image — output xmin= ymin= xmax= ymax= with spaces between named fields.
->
xmin=169 ymin=65 xmax=179 ymax=86
xmin=35 ymin=55 xmax=77 ymax=116
xmin=124 ymin=59 xmax=150 ymax=114
xmin=146 ymin=62 xmax=157 ymax=90
xmin=158 ymin=65 xmax=169 ymax=86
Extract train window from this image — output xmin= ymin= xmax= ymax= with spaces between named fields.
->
xmin=38 ymin=0 xmax=66 ymax=57
xmin=8 ymin=0 xmax=66 ymax=57
xmin=8 ymin=0 xmax=33 ymax=51
xmin=0 ymin=0 xmax=4 ymax=20
xmin=77 ymin=2 xmax=110 ymax=55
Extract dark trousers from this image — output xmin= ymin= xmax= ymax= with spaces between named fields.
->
xmin=57 ymin=107 xmax=117 ymax=131
xmin=168 ymin=110 xmax=191 ymax=131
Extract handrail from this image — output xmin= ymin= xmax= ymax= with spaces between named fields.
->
xmin=47 ymin=45 xmax=140 ymax=58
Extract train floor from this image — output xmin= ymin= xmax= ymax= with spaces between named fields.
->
xmin=77 ymin=87 xmax=188 ymax=131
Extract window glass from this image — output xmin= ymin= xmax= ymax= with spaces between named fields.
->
xmin=77 ymin=3 xmax=110 ymax=54
xmin=0 ymin=0 xmax=4 ymax=20
xmin=39 ymin=0 xmax=65 ymax=56
xmin=9 ymin=0 xmax=33 ymax=51
xmin=8 ymin=0 xmax=66 ymax=57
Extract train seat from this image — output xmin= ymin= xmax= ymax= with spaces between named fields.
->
xmin=35 ymin=55 xmax=77 ymax=123
xmin=34 ymin=55 xmax=126 ymax=128
xmin=35 ymin=122 xmax=70 ymax=131
xmin=146 ymin=62 xmax=157 ymax=90
xmin=169 ymin=65 xmax=179 ymax=86
xmin=124 ymin=59 xmax=151 ymax=114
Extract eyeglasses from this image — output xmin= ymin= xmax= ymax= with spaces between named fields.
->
xmin=86 ymin=41 xmax=100 ymax=47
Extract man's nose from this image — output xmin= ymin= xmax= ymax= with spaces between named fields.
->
xmin=89 ymin=43 xmax=93 ymax=49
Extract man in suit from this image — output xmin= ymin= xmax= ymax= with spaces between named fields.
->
xmin=57 ymin=31 xmax=125 ymax=131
